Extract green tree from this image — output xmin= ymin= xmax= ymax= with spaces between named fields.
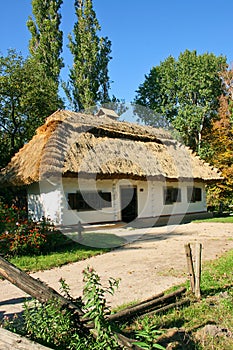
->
xmin=66 ymin=0 xmax=112 ymax=111
xmin=27 ymin=0 xmax=64 ymax=85
xmin=0 ymin=50 xmax=62 ymax=168
xmin=135 ymin=56 xmax=177 ymax=124
xmin=135 ymin=50 xmax=226 ymax=152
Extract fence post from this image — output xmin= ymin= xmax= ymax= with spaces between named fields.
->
xmin=195 ymin=243 xmax=202 ymax=299
xmin=184 ymin=243 xmax=195 ymax=293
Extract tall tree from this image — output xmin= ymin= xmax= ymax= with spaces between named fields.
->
xmin=27 ymin=0 xmax=64 ymax=86
xmin=66 ymin=0 xmax=112 ymax=111
xmin=135 ymin=50 xmax=226 ymax=153
xmin=205 ymin=68 xmax=233 ymax=209
xmin=0 ymin=50 xmax=62 ymax=168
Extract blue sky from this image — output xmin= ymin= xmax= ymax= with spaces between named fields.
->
xmin=1 ymin=0 xmax=233 ymax=103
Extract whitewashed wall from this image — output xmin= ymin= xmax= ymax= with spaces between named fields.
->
xmin=28 ymin=178 xmax=207 ymax=226
xmin=159 ymin=181 xmax=206 ymax=216
xmin=61 ymin=178 xmax=116 ymax=225
xmin=28 ymin=181 xmax=62 ymax=224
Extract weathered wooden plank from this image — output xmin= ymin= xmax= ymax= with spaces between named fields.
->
xmin=195 ymin=243 xmax=202 ymax=298
xmin=0 ymin=257 xmax=144 ymax=349
xmin=141 ymin=299 xmax=190 ymax=318
xmin=0 ymin=256 xmax=83 ymax=316
xmin=124 ymin=291 xmax=164 ymax=309
xmin=0 ymin=327 xmax=52 ymax=350
xmin=107 ymin=287 xmax=186 ymax=322
xmin=184 ymin=243 xmax=195 ymax=292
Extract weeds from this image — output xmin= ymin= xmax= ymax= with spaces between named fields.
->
xmin=133 ymin=317 xmax=165 ymax=349
xmin=82 ymin=266 xmax=120 ymax=349
xmin=2 ymin=267 xmax=122 ymax=349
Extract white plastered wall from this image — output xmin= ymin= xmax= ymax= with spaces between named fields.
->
xmin=27 ymin=181 xmax=62 ymax=224
xmin=61 ymin=178 xmax=116 ymax=225
xmin=27 ymin=178 xmax=207 ymax=226
xmin=158 ymin=180 xmax=206 ymax=217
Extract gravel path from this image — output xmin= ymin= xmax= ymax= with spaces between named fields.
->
xmin=0 ymin=222 xmax=233 ymax=320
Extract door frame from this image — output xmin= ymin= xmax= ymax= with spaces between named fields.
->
xmin=120 ymin=186 xmax=138 ymax=222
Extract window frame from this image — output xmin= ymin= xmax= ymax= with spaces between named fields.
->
xmin=164 ymin=187 xmax=181 ymax=205
xmin=187 ymin=187 xmax=202 ymax=203
xmin=68 ymin=191 xmax=112 ymax=211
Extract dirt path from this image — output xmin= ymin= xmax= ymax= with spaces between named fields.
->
xmin=0 ymin=222 xmax=233 ymax=319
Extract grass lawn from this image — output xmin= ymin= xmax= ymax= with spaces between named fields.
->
xmin=66 ymin=231 xmax=127 ymax=248
xmin=8 ymin=231 xmax=124 ymax=272
xmin=127 ymin=249 xmax=233 ymax=350
xmin=193 ymin=215 xmax=233 ymax=223
xmin=9 ymin=244 xmax=108 ymax=272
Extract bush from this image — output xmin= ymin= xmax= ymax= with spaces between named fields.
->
xmin=0 ymin=200 xmax=53 ymax=256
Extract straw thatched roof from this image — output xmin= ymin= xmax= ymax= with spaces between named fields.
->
xmin=0 ymin=109 xmax=222 ymax=186
xmin=95 ymin=107 xmax=119 ymax=119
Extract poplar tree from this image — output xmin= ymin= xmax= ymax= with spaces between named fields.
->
xmin=67 ymin=0 xmax=112 ymax=111
xmin=27 ymin=0 xmax=64 ymax=85
xmin=0 ymin=50 xmax=62 ymax=167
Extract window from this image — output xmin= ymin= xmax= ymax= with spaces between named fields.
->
xmin=99 ymin=191 xmax=112 ymax=206
xmin=68 ymin=193 xmax=78 ymax=210
xmin=68 ymin=191 xmax=112 ymax=211
xmin=164 ymin=187 xmax=181 ymax=205
xmin=187 ymin=187 xmax=202 ymax=202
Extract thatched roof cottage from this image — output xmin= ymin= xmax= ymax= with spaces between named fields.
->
xmin=0 ymin=109 xmax=221 ymax=226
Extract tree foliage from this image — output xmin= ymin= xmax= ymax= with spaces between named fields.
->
xmin=0 ymin=50 xmax=63 ymax=168
xmin=135 ymin=50 xmax=226 ymax=152
xmin=206 ymin=68 xmax=233 ymax=209
xmin=66 ymin=0 xmax=112 ymax=111
xmin=27 ymin=0 xmax=64 ymax=85
xmin=0 ymin=0 xmax=65 ymax=169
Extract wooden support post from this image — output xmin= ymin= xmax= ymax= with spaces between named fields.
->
xmin=184 ymin=243 xmax=195 ymax=293
xmin=195 ymin=243 xmax=202 ymax=299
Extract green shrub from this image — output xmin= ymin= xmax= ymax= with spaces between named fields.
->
xmin=0 ymin=200 xmax=53 ymax=256
xmin=23 ymin=298 xmax=83 ymax=349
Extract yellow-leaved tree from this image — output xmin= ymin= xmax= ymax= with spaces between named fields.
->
xmin=206 ymin=68 xmax=233 ymax=210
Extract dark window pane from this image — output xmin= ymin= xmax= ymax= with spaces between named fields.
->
xmin=99 ymin=191 xmax=112 ymax=208
xmin=68 ymin=193 xmax=77 ymax=210
xmin=187 ymin=187 xmax=202 ymax=202
xmin=68 ymin=191 xmax=112 ymax=211
xmin=194 ymin=188 xmax=202 ymax=201
xmin=164 ymin=187 xmax=181 ymax=205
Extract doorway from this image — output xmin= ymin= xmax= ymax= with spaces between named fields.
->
xmin=120 ymin=186 xmax=138 ymax=223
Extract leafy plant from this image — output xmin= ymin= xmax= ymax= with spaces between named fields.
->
xmin=0 ymin=200 xmax=53 ymax=256
xmin=82 ymin=266 xmax=120 ymax=349
xmin=133 ymin=317 xmax=165 ymax=350
xmin=2 ymin=268 xmax=122 ymax=349
xmin=23 ymin=298 xmax=78 ymax=349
